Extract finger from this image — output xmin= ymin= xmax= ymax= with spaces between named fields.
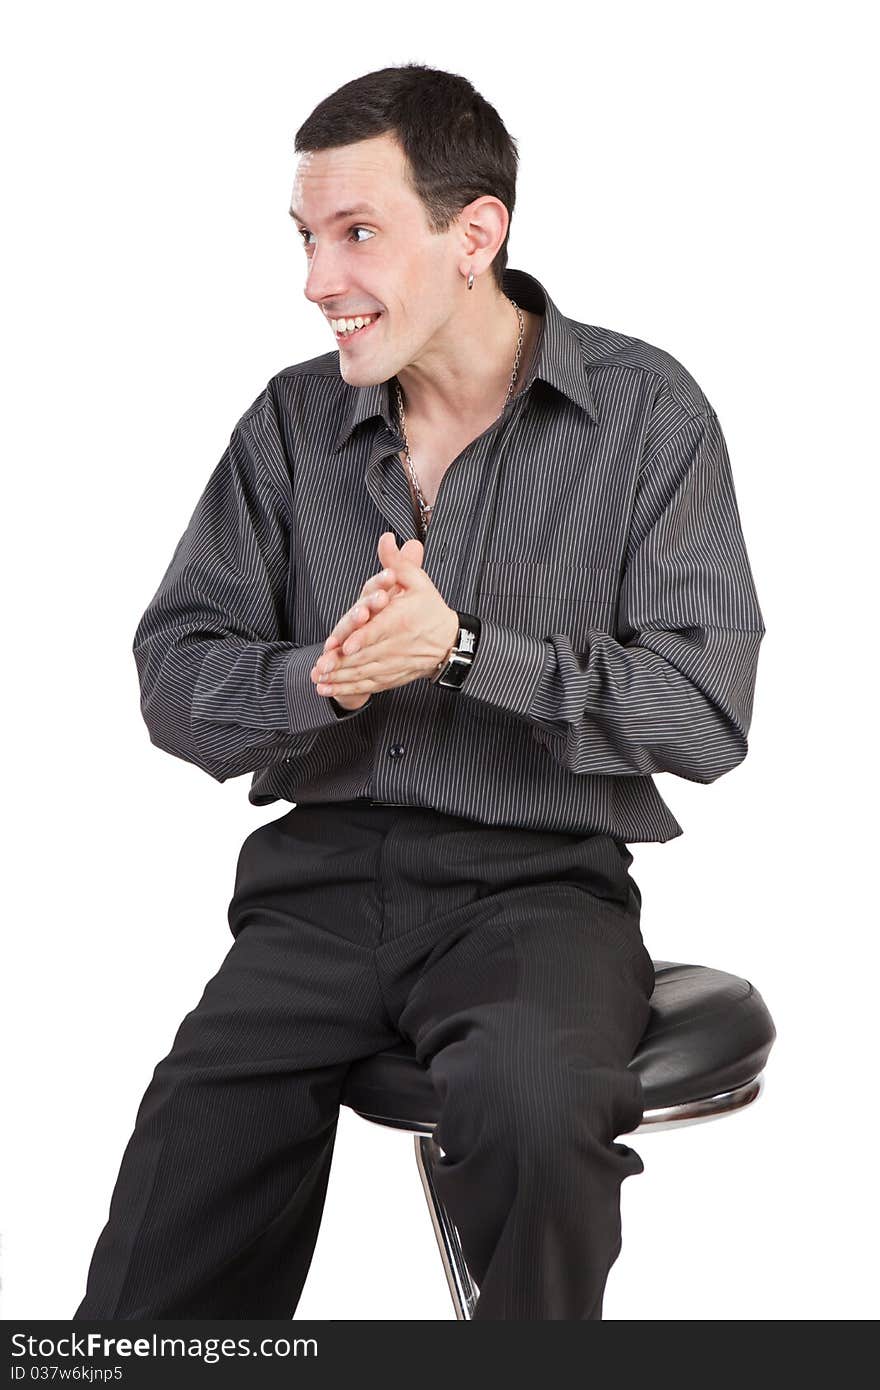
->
xmin=360 ymin=580 xmax=404 ymax=611
xmin=322 ymin=663 xmax=378 ymax=688
xmin=322 ymin=609 xmax=364 ymax=653
xmin=329 ymin=589 xmax=394 ymax=653
xmin=315 ymin=663 xmax=376 ymax=695
xmin=322 ymin=589 xmax=393 ymax=654
xmin=314 ymin=628 xmax=395 ymax=684
xmin=319 ymin=636 xmax=397 ymax=686
xmin=314 ymin=632 xmax=397 ymax=683
xmin=325 ymin=591 xmax=384 ymax=648
xmin=360 ymin=568 xmax=397 ymax=596
xmin=313 ymin=643 xmax=374 ymax=682
xmin=319 ymin=655 xmax=416 ymax=696
xmin=398 ymin=539 xmax=423 ymax=566
xmin=340 ymin=615 xmax=392 ymax=656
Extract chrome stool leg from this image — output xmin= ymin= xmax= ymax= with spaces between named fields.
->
xmin=411 ymin=1074 xmax=768 ymax=1319
xmin=413 ymin=1133 xmax=480 ymax=1320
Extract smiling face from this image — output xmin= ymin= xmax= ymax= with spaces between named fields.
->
xmin=290 ymin=132 xmax=469 ymax=387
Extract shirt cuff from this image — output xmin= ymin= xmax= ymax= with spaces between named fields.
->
xmin=458 ymin=618 xmax=549 ymax=719
xmin=286 ymin=642 xmax=373 ymax=731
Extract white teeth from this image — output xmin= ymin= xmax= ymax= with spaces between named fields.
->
xmin=331 ymin=313 xmax=377 ymax=334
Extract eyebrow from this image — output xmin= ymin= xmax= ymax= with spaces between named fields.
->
xmin=288 ymin=203 xmax=381 ymax=225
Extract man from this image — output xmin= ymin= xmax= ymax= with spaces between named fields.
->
xmin=74 ymin=63 xmax=765 ymax=1321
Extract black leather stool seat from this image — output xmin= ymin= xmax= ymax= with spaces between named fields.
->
xmin=341 ymin=961 xmax=777 ymax=1128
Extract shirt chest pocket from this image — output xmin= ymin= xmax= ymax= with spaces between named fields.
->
xmin=477 ymin=559 xmax=618 ymax=645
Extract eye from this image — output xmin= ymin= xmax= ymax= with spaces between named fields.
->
xmin=297 ymin=226 xmax=375 ymax=247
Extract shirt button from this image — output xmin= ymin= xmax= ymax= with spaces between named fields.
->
xmin=388 ymin=743 xmax=405 ymax=759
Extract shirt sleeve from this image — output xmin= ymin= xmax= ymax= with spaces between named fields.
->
xmin=132 ymin=386 xmax=370 ymax=783
xmin=460 ymin=408 xmax=766 ymax=783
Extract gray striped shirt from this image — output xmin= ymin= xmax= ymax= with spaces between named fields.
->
xmin=133 ymin=266 xmax=766 ymax=842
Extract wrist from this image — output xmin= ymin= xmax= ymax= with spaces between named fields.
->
xmin=329 ymin=693 xmax=372 ymax=716
xmin=439 ymin=606 xmax=461 ymax=664
xmin=429 ymin=609 xmax=481 ymax=688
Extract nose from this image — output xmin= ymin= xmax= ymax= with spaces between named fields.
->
xmin=302 ymin=246 xmax=348 ymax=310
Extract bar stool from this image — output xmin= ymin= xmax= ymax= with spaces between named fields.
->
xmin=340 ymin=959 xmax=777 ymax=1319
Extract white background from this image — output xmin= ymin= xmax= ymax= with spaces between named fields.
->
xmin=3 ymin=0 xmax=877 ymax=1322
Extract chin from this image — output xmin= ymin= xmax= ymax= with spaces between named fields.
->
xmin=338 ymin=359 xmax=385 ymax=386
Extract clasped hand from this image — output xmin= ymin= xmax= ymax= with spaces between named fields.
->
xmin=309 ymin=532 xmax=459 ymax=705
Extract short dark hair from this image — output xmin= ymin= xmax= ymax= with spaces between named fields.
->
xmin=294 ymin=64 xmax=519 ymax=294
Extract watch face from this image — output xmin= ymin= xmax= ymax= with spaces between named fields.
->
xmin=439 ymin=652 xmax=472 ymax=688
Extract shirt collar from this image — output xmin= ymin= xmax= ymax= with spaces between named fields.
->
xmin=333 ymin=265 xmax=598 ymax=452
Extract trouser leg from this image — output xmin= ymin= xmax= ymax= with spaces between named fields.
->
xmin=390 ymin=832 xmax=654 ymax=1321
xmin=73 ymin=811 xmax=397 ymax=1319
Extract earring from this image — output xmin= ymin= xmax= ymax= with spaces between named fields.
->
xmin=467 ymin=269 xmax=475 ymax=290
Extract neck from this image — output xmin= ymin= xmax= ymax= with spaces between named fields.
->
xmin=394 ymin=287 xmax=536 ymax=424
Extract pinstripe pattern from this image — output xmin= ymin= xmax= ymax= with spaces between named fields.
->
xmin=132 ymin=267 xmax=765 ymax=841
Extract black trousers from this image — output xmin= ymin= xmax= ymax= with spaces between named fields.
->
xmin=73 ymin=799 xmax=655 ymax=1321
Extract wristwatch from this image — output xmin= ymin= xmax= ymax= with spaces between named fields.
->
xmin=429 ymin=611 xmax=481 ymax=688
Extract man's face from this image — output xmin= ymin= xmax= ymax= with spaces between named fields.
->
xmin=291 ymin=132 xmax=462 ymax=386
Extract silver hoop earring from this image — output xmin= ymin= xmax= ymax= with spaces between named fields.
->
xmin=467 ymin=269 xmax=475 ymax=290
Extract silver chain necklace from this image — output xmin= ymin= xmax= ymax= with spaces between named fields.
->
xmin=393 ymin=296 xmax=525 ymax=540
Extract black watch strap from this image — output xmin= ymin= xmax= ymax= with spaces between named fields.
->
xmin=430 ymin=610 xmax=481 ymax=688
